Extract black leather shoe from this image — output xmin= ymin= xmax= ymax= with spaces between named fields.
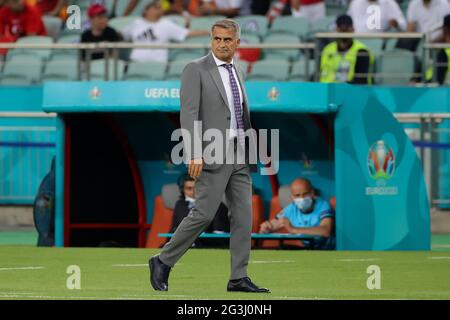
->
xmin=227 ymin=277 xmax=270 ymax=293
xmin=149 ymin=255 xmax=171 ymax=291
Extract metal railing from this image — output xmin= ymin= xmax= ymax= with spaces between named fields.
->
xmin=1 ymin=34 xmax=449 ymax=85
xmin=395 ymin=113 xmax=450 ymax=208
xmin=0 ymin=112 xmax=56 ymax=204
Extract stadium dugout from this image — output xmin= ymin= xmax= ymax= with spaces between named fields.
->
xmin=41 ymin=81 xmax=431 ymax=250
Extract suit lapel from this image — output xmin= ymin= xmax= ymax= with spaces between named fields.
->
xmin=206 ymin=53 xmax=230 ymax=109
xmin=206 ymin=53 xmax=251 ymax=128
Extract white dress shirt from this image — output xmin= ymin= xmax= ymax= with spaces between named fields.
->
xmin=407 ymin=0 xmax=450 ymax=34
xmin=347 ymin=0 xmax=407 ymax=33
xmin=212 ymin=53 xmax=244 ymax=140
xmin=122 ymin=18 xmax=189 ymax=62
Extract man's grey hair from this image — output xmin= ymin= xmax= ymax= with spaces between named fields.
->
xmin=211 ymin=19 xmax=241 ymax=38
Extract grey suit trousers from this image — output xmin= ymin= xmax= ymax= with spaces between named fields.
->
xmin=158 ymin=143 xmax=253 ymax=280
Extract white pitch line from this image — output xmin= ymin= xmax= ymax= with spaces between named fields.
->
xmin=250 ymin=260 xmax=295 ymax=264
xmin=428 ymin=256 xmax=450 ymax=260
xmin=336 ymin=258 xmax=379 ymax=262
xmin=0 ymin=294 xmax=191 ymax=300
xmin=0 ymin=266 xmax=45 ymax=271
xmin=0 ymin=294 xmax=100 ymax=300
xmin=0 ymin=292 xmax=33 ymax=295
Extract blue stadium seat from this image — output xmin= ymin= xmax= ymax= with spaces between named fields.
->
xmin=170 ymin=36 xmax=209 ymax=61
xmin=1 ymin=56 xmax=43 ymax=84
xmin=356 ymin=38 xmax=384 ymax=57
xmin=247 ymin=59 xmax=290 ymax=81
xmin=8 ymin=36 xmax=53 ymax=61
xmin=123 ymin=61 xmax=167 ymax=80
xmin=51 ymin=34 xmax=80 ymax=59
xmin=87 ymin=59 xmax=126 ymax=81
xmin=377 ymin=49 xmax=415 ymax=85
xmin=306 ymin=16 xmax=336 ymax=39
xmin=109 ymin=16 xmax=137 ymax=33
xmin=289 ymin=58 xmax=315 ymax=81
xmin=166 ymin=59 xmax=191 ymax=80
xmin=42 ymin=58 xmax=79 ymax=81
xmin=263 ymin=33 xmax=301 ymax=61
xmin=269 ymin=16 xmax=310 ymax=40
xmin=235 ymin=15 xmax=268 ymax=38
xmin=190 ymin=16 xmax=226 ymax=30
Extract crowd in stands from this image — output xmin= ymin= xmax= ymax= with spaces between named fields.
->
xmin=1 ymin=0 xmax=450 ymax=84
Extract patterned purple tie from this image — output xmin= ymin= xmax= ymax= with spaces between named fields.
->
xmin=222 ymin=64 xmax=245 ymax=147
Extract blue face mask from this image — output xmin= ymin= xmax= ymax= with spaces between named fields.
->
xmin=294 ymin=197 xmax=314 ymax=212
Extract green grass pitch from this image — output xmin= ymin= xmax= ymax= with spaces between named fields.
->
xmin=1 ymin=241 xmax=450 ymax=300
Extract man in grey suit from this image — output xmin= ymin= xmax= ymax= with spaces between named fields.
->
xmin=149 ymin=19 xmax=269 ymax=293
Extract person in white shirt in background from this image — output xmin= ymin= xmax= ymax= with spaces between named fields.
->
xmin=406 ymin=0 xmax=450 ymax=39
xmin=122 ymin=0 xmax=209 ymax=63
xmin=197 ymin=0 xmax=244 ymax=18
xmin=347 ymin=0 xmax=406 ymax=33
xmin=290 ymin=0 xmax=326 ymax=23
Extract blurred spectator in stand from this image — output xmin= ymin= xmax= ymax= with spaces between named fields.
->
xmin=320 ymin=14 xmax=374 ymax=84
xmin=123 ymin=0 xmax=185 ymax=16
xmin=426 ymin=14 xmax=450 ymax=85
xmin=189 ymin=0 xmax=243 ymax=18
xmin=267 ymin=0 xmax=325 ymax=23
xmin=291 ymin=0 xmax=325 ymax=23
xmin=122 ymin=0 xmax=209 ymax=63
xmin=347 ymin=0 xmax=406 ymax=33
xmin=32 ymin=0 xmax=67 ymax=18
xmin=407 ymin=0 xmax=450 ymax=36
xmin=0 ymin=0 xmax=47 ymax=55
xmin=267 ymin=0 xmax=289 ymax=23
xmin=80 ymin=3 xmax=122 ymax=61
xmin=398 ymin=0 xmax=450 ymax=51
xmin=250 ymin=0 xmax=272 ymax=15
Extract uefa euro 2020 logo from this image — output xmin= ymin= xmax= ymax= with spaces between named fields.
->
xmin=367 ymin=140 xmax=395 ymax=181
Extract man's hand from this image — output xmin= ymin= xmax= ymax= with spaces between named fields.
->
xmin=259 ymin=221 xmax=273 ymax=234
xmin=279 ymin=218 xmax=294 ymax=233
xmin=389 ymin=19 xmax=399 ymax=29
xmin=188 ymin=158 xmax=204 ymax=179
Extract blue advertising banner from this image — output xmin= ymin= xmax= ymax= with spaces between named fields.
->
xmin=42 ymin=81 xmax=336 ymax=113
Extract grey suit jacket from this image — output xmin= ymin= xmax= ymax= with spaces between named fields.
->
xmin=180 ymin=52 xmax=257 ymax=172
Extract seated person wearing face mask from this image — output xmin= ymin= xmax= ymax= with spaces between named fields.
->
xmin=259 ymin=178 xmax=335 ymax=250
xmin=171 ymin=174 xmax=230 ymax=248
